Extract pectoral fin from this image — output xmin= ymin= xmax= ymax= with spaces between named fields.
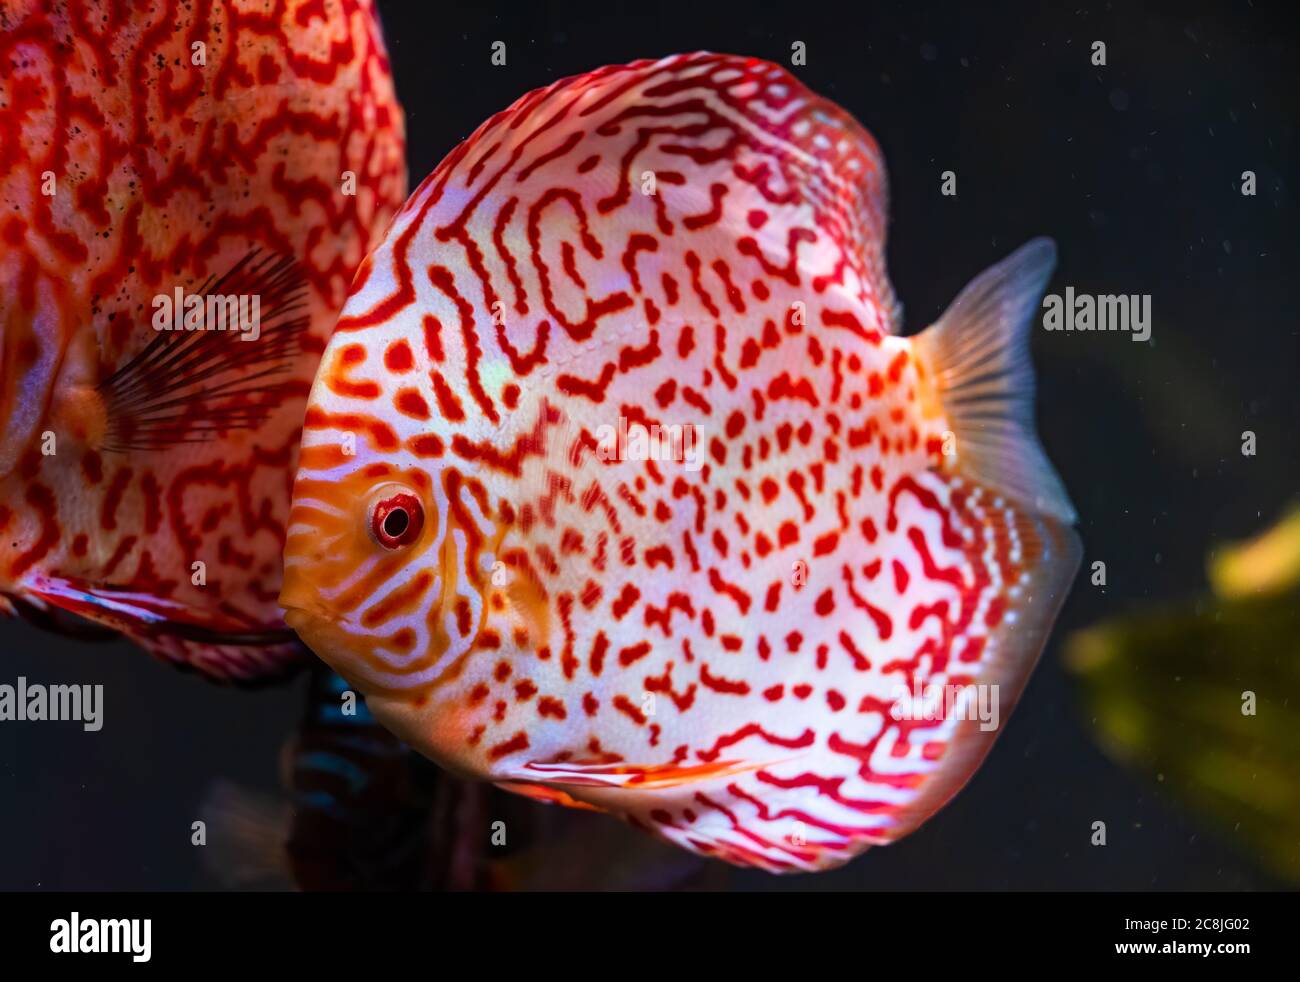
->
xmin=99 ymin=248 xmax=309 ymax=452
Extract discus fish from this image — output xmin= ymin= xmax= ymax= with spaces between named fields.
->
xmin=0 ymin=0 xmax=406 ymax=679
xmin=280 ymin=52 xmax=1081 ymax=871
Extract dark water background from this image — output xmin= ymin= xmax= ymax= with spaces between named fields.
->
xmin=1 ymin=0 xmax=1295 ymax=889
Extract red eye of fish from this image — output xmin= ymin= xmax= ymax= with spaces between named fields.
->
xmin=370 ymin=491 xmax=424 ymax=549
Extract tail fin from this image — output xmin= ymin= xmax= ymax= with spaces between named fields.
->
xmin=913 ymin=238 xmax=1076 ymax=522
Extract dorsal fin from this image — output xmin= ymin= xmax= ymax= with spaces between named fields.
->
xmin=98 ymin=249 xmax=310 ymax=452
xmin=776 ymin=77 xmax=900 ymax=331
xmin=436 ymin=51 xmax=900 ymax=334
xmin=662 ymin=53 xmax=901 ymax=330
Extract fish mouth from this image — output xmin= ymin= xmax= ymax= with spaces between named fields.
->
xmin=279 ymin=598 xmax=340 ymax=630
xmin=279 ymin=596 xmax=346 ymax=647
xmin=278 ymin=565 xmax=342 ymax=630
xmin=280 ymin=602 xmax=364 ymax=688
xmin=279 ymin=583 xmax=347 ymax=662
xmin=281 ymin=604 xmax=332 ymax=636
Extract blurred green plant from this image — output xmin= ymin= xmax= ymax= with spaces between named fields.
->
xmin=1065 ymin=505 xmax=1300 ymax=882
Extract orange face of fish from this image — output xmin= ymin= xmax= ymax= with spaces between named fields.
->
xmin=281 ymin=382 xmax=529 ymax=776
xmin=282 ymin=52 xmax=1080 ymax=871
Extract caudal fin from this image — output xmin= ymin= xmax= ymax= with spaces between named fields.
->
xmin=913 ymin=237 xmax=1076 ymax=523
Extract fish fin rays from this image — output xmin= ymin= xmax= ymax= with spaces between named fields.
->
xmin=913 ymin=237 xmax=1077 ymax=523
xmin=98 ymin=248 xmax=311 ymax=452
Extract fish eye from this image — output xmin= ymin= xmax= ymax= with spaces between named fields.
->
xmin=369 ymin=489 xmax=424 ymax=549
